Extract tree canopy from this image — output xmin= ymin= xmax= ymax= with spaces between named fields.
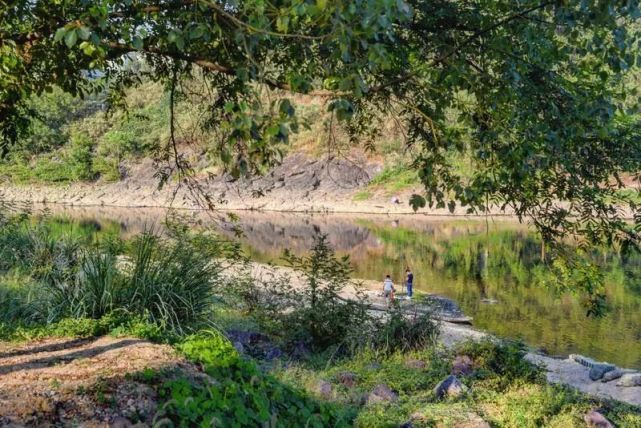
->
xmin=2 ymin=0 xmax=641 ymax=251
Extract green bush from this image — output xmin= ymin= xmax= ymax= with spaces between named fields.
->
xmin=456 ymin=339 xmax=544 ymax=388
xmin=231 ymin=235 xmax=373 ymax=353
xmin=373 ymin=307 xmax=439 ymax=353
xmin=155 ymin=332 xmax=353 ymax=427
xmin=0 ymin=216 xmax=230 ymax=336
xmin=67 ymin=131 xmax=96 ymax=181
xmin=124 ymin=231 xmax=222 ymax=334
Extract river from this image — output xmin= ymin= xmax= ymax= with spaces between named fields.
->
xmin=19 ymin=205 xmax=641 ymax=369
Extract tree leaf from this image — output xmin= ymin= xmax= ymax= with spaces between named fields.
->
xmin=64 ymin=29 xmax=78 ymax=48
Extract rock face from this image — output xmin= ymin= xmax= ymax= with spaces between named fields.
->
xmin=433 ymin=375 xmax=468 ymax=399
xmin=451 ymin=355 xmax=474 ymax=376
xmin=616 ymin=373 xmax=641 ymax=387
xmin=367 ymin=384 xmax=399 ymax=405
xmin=584 ymin=410 xmax=614 ymax=428
xmin=589 ymin=364 xmax=616 ymax=381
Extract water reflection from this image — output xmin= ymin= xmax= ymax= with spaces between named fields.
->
xmin=30 ymin=205 xmax=641 ymax=369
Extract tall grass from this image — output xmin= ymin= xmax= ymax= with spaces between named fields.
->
xmin=125 ymin=231 xmax=220 ymax=334
xmin=0 ymin=216 xmax=229 ymax=335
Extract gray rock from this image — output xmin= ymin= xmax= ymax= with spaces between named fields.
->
xmin=316 ymin=380 xmax=333 ymax=399
xmin=367 ymin=384 xmax=398 ymax=405
xmin=583 ymin=410 xmax=614 ymax=428
xmin=589 ymin=363 xmax=616 ymax=381
xmin=616 ymin=373 xmax=641 ymax=387
xmin=451 ymin=355 xmax=474 ymax=376
xmin=433 ymin=375 xmax=468 ymax=399
xmin=601 ymin=368 xmax=636 ymax=383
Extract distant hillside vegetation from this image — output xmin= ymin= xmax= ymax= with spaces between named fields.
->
xmin=0 ymin=80 xmax=437 ymax=200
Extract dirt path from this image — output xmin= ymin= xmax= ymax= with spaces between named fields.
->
xmin=0 ymin=336 xmax=192 ymax=427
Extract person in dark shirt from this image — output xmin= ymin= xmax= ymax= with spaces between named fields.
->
xmin=405 ymin=267 xmax=414 ymax=299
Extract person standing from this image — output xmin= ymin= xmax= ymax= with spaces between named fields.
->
xmin=383 ymin=274 xmax=395 ymax=308
xmin=405 ymin=267 xmax=414 ymax=299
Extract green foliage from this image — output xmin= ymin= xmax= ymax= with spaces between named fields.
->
xmin=0 ymin=214 xmax=231 ymax=336
xmin=374 ymin=308 xmax=439 ymax=354
xmin=156 ymin=333 xmax=353 ymax=427
xmin=177 ymin=330 xmax=240 ymax=369
xmin=3 ymin=0 xmax=641 ymax=252
xmin=456 ymin=340 xmax=544 ymax=389
xmin=124 ymin=230 xmax=222 ymax=335
xmin=231 ymin=235 xmax=374 ymax=353
xmin=368 ymin=164 xmax=419 ymax=194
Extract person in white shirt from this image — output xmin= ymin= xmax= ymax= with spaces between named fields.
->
xmin=383 ymin=274 xmax=395 ymax=308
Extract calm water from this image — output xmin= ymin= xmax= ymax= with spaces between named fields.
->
xmin=28 ymin=206 xmax=641 ymax=369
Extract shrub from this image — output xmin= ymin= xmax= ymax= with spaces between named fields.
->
xmin=373 ymin=306 xmax=440 ymax=353
xmin=232 ymin=235 xmax=373 ymax=353
xmin=456 ymin=339 xmax=544 ymax=388
xmin=155 ymin=333 xmax=353 ymax=427
xmin=66 ymin=131 xmax=96 ymax=181
xmin=0 ymin=216 xmax=231 ymax=336
xmin=124 ymin=231 xmax=222 ymax=335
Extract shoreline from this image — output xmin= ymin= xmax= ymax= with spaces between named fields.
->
xmin=243 ymin=262 xmax=641 ymax=407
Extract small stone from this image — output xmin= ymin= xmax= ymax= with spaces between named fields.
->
xmin=589 ymin=363 xmax=616 ymax=381
xmin=616 ymin=373 xmax=641 ymax=387
xmin=367 ymin=384 xmax=398 ymax=405
xmin=433 ymin=375 xmax=468 ymax=399
xmin=337 ymin=371 xmax=357 ymax=388
xmin=451 ymin=355 xmax=474 ymax=376
xmin=110 ymin=417 xmax=133 ymax=428
xmin=584 ymin=410 xmax=614 ymax=428
xmin=405 ymin=359 xmax=426 ymax=370
xmin=316 ymin=380 xmax=333 ymax=399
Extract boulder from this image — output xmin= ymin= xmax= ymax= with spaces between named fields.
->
xmin=451 ymin=355 xmax=474 ymax=376
xmin=433 ymin=375 xmax=468 ymax=399
xmin=367 ymin=384 xmax=398 ymax=405
xmin=589 ymin=363 xmax=616 ymax=381
xmin=616 ymin=373 xmax=641 ymax=387
xmin=583 ymin=410 xmax=614 ymax=428
xmin=337 ymin=371 xmax=357 ymax=388
xmin=405 ymin=359 xmax=427 ymax=370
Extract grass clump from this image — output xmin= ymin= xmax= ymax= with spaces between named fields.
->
xmin=0 ymin=214 xmax=236 ymax=338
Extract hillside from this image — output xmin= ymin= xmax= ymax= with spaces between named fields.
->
xmin=0 ymin=82 xmax=436 ymax=213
